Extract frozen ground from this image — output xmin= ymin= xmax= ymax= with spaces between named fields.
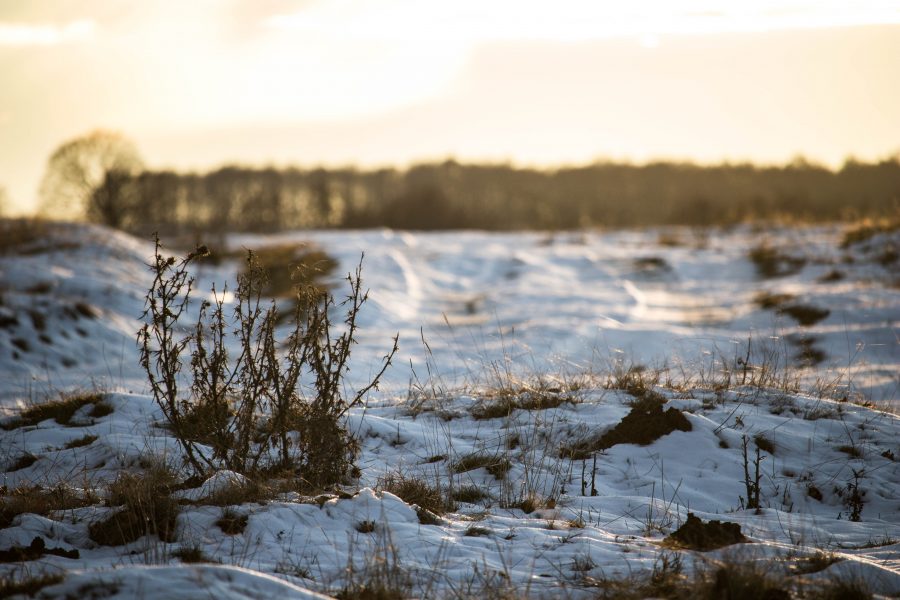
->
xmin=0 ymin=222 xmax=898 ymax=598
xmin=2 ymin=223 xmax=896 ymax=406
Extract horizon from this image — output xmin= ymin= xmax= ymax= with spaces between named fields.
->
xmin=2 ymin=2 xmax=900 ymax=215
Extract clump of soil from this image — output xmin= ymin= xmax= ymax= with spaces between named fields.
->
xmin=665 ymin=513 xmax=747 ymax=551
xmin=598 ymin=397 xmax=691 ymax=449
xmin=0 ymin=536 xmax=79 ymax=562
xmin=748 ymin=245 xmax=807 ymax=279
xmin=779 ymin=304 xmax=830 ymax=327
xmin=563 ymin=397 xmax=691 ymax=459
xmin=754 ymin=291 xmax=795 ymax=310
xmin=790 ymin=336 xmax=827 ymax=366
xmin=754 ymin=292 xmax=830 ymax=327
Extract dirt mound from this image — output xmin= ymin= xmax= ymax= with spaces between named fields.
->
xmin=596 ymin=397 xmax=692 ymax=450
xmin=0 ymin=536 xmax=79 ymax=562
xmin=562 ymin=397 xmax=692 ymax=459
xmin=665 ymin=513 xmax=747 ymax=551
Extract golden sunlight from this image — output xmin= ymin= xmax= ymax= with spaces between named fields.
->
xmin=0 ymin=0 xmax=899 ymax=213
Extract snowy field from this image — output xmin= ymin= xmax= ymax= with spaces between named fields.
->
xmin=0 ymin=222 xmax=898 ymax=598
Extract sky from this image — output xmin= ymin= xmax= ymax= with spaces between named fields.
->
xmin=1 ymin=1 xmax=900 ymax=215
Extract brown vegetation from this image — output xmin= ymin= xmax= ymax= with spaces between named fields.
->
xmin=89 ymin=466 xmax=180 ymax=546
xmin=1 ymin=392 xmax=111 ymax=430
xmin=49 ymin=157 xmax=900 ymax=233
xmin=138 ymin=238 xmax=397 ymax=489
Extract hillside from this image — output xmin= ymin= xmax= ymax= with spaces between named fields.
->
xmin=0 ymin=221 xmax=898 ymax=598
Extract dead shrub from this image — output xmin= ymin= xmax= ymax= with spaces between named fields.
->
xmin=138 ymin=237 xmax=397 ymax=489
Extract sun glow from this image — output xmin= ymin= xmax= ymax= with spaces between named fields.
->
xmin=1 ymin=0 xmax=899 ymax=214
xmin=266 ymin=0 xmax=900 ymax=43
xmin=0 ymin=19 xmax=94 ymax=46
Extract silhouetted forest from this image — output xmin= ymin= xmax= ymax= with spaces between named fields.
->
xmin=88 ymin=158 xmax=900 ymax=234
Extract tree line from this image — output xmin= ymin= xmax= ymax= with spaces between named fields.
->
xmin=40 ymin=131 xmax=900 ymax=233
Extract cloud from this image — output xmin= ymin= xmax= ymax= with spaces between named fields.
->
xmin=0 ymin=19 xmax=95 ymax=46
xmin=262 ymin=0 xmax=900 ymax=43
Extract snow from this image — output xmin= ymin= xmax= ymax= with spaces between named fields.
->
xmin=0 ymin=222 xmax=898 ymax=598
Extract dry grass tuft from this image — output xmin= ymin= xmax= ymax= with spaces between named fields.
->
xmin=89 ymin=465 xmax=180 ymax=546
xmin=64 ymin=434 xmax=98 ymax=449
xmin=6 ymin=454 xmax=38 ymax=473
xmin=451 ymin=485 xmax=491 ymax=504
xmin=0 ymin=483 xmax=99 ymax=528
xmin=0 ymin=218 xmax=52 ymax=255
xmin=202 ymin=478 xmax=277 ymax=507
xmin=748 ymin=244 xmax=807 ymax=278
xmin=336 ymin=528 xmax=411 ymax=600
xmin=376 ymin=471 xmax=449 ymax=516
xmin=451 ymin=453 xmax=511 ymax=480
xmin=216 ymin=508 xmax=249 ymax=535
xmin=841 ymin=216 xmax=900 ymax=248
xmin=0 ymin=572 xmax=65 ymax=598
xmin=471 ymin=390 xmax=572 ymax=420
xmin=171 ymin=544 xmax=215 ymax=564
xmin=2 ymin=392 xmax=111 ymax=430
xmin=791 ymin=550 xmax=841 ymax=575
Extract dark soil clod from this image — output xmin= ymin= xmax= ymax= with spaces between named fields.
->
xmin=791 ymin=337 xmax=827 ymax=366
xmin=778 ymin=304 xmax=830 ymax=327
xmin=749 ymin=246 xmax=807 ymax=279
xmin=562 ymin=397 xmax=692 ymax=460
xmin=665 ymin=513 xmax=748 ymax=551
xmin=0 ymin=536 xmax=79 ymax=562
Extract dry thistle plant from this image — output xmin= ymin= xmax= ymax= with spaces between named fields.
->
xmin=138 ymin=235 xmax=398 ymax=490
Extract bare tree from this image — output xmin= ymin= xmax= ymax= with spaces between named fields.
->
xmin=38 ymin=130 xmax=143 ymax=221
xmin=88 ymin=169 xmax=136 ymax=228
